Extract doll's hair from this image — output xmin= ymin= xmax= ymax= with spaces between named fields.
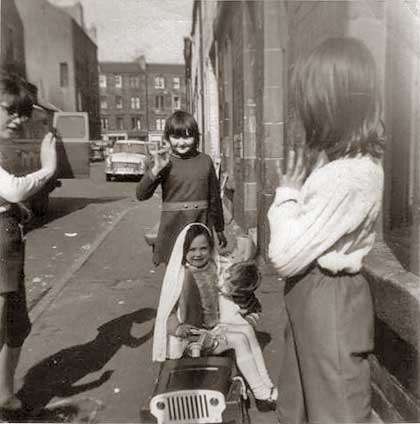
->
xmin=163 ymin=110 xmax=200 ymax=148
xmin=0 ymin=73 xmax=33 ymax=119
xmin=182 ymin=224 xmax=214 ymax=264
xmin=292 ymin=37 xmax=384 ymax=160
xmin=226 ymin=260 xmax=261 ymax=294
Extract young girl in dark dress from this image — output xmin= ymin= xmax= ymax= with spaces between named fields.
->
xmin=136 ymin=111 xmax=226 ymax=265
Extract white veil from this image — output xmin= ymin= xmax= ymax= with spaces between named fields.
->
xmin=152 ymin=223 xmax=219 ymax=362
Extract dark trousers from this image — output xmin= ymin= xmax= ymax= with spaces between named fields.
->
xmin=277 ymin=267 xmax=374 ymax=423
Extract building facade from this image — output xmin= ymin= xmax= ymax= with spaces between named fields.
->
xmin=98 ymin=61 xmax=148 ymax=142
xmin=146 ymin=63 xmax=186 ymax=135
xmin=187 ymin=1 xmax=420 ymax=421
xmin=0 ymin=0 xmax=26 ymax=78
xmin=99 ymin=60 xmax=186 ymax=142
xmin=188 ymin=1 xmax=220 ymax=160
xmin=13 ymin=0 xmax=100 ymax=139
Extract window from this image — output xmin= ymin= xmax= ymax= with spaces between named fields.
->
xmin=173 ymin=77 xmax=180 ymax=89
xmin=101 ymin=118 xmax=109 ymax=130
xmin=99 ymin=74 xmax=107 ymax=88
xmin=56 ymin=115 xmax=86 ymax=138
xmin=131 ymin=117 xmax=141 ymax=130
xmin=114 ymin=74 xmax=122 ymax=88
xmin=156 ymin=118 xmax=166 ymax=131
xmin=382 ymin=26 xmax=419 ymax=272
xmin=115 ymin=96 xmax=123 ymax=109
xmin=116 ymin=117 xmax=124 ymax=130
xmin=100 ymin=96 xmax=108 ymax=109
xmin=173 ymin=96 xmax=181 ymax=110
xmin=155 ymin=95 xmax=164 ymax=110
xmin=130 ymin=97 xmax=141 ymax=109
xmin=129 ymin=76 xmax=140 ymax=88
xmin=154 ymin=76 xmax=165 ymax=89
xmin=60 ymin=62 xmax=69 ymax=87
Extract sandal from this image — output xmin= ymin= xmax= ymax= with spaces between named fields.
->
xmin=0 ymin=396 xmax=22 ymax=411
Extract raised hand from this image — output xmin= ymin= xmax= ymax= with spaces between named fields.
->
xmin=40 ymin=132 xmax=57 ymax=173
xmin=276 ymin=147 xmax=307 ymax=191
xmin=216 ymin=231 xmax=227 ymax=248
xmin=151 ymin=147 xmax=170 ymax=177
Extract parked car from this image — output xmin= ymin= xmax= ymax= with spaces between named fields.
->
xmin=90 ymin=141 xmax=105 ymax=162
xmin=105 ymin=139 xmax=153 ymax=181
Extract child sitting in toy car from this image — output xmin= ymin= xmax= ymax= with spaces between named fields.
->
xmin=152 ymin=223 xmax=277 ymax=412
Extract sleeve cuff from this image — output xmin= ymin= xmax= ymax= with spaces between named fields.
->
xmin=274 ymin=187 xmax=300 ymax=206
xmin=147 ymin=169 xmax=158 ymax=181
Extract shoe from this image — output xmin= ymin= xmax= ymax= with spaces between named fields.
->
xmin=0 ymin=396 xmax=22 ymax=411
xmin=255 ymin=387 xmax=277 ymax=412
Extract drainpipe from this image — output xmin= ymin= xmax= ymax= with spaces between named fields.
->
xmin=145 ymin=65 xmax=149 ymax=138
xmin=198 ymin=1 xmax=205 ymax=152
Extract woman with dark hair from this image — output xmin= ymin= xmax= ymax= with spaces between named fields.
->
xmin=0 ymin=73 xmax=56 ymax=411
xmin=136 ymin=110 xmax=226 ymax=265
xmin=268 ymin=37 xmax=384 ymax=423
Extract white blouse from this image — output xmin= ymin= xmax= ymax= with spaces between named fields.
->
xmin=0 ymin=166 xmax=54 ymax=203
xmin=268 ymin=155 xmax=384 ymax=277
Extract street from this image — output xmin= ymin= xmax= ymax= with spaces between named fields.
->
xmin=13 ymin=162 xmax=284 ymax=423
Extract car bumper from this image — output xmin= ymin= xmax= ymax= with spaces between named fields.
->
xmin=106 ymin=169 xmax=144 ymax=176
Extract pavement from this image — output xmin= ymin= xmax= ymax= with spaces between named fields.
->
xmin=12 ymin=188 xmax=286 ymax=423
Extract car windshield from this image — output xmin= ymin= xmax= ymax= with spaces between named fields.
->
xmin=113 ymin=143 xmax=148 ymax=155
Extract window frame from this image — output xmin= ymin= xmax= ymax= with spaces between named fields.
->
xmin=114 ymin=74 xmax=123 ymax=88
xmin=115 ymin=95 xmax=123 ymax=110
xmin=154 ymin=76 xmax=165 ymax=89
xmin=173 ymin=76 xmax=181 ymax=89
xmin=99 ymin=74 xmax=107 ymax=88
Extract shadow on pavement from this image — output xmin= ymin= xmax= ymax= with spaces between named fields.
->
xmin=26 ymin=196 xmax=127 ymax=233
xmin=17 ymin=307 xmax=156 ymax=414
xmin=1 ymin=397 xmax=104 ymax=423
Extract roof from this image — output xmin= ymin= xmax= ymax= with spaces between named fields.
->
xmin=147 ymin=63 xmax=185 ymax=74
xmin=99 ymin=62 xmax=144 ymax=73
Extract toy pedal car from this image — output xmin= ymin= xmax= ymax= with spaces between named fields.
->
xmin=140 ymin=333 xmax=250 ymax=424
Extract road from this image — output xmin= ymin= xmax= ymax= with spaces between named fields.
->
xmin=12 ymin=161 xmax=284 ymax=423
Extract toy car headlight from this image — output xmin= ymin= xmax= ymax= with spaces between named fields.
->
xmin=209 ymin=397 xmax=219 ymax=406
xmin=156 ymin=401 xmax=165 ymax=410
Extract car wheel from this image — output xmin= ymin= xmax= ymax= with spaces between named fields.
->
xmin=106 ymin=174 xmax=112 ymax=182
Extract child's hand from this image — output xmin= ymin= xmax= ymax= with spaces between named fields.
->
xmin=216 ymin=231 xmax=227 ymax=248
xmin=276 ymin=147 xmax=306 ymax=190
xmin=151 ymin=147 xmax=170 ymax=176
xmin=40 ymin=132 xmax=57 ymax=173
xmin=175 ymin=324 xmax=197 ymax=338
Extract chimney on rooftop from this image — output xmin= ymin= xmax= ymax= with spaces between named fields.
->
xmin=137 ymin=55 xmax=146 ymax=71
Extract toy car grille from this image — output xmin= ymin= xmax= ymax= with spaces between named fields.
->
xmin=151 ymin=390 xmax=225 ymax=424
